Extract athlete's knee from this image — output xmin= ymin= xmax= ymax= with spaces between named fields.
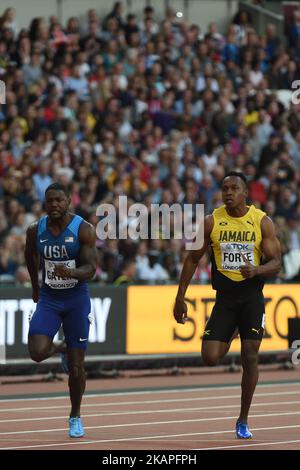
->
xmin=68 ymin=361 xmax=85 ymax=378
xmin=28 ymin=335 xmax=53 ymax=363
xmin=28 ymin=346 xmax=48 ymax=363
xmin=241 ymin=350 xmax=258 ymax=369
xmin=202 ymin=351 xmax=220 ymax=367
xmin=201 ymin=342 xmax=222 ymax=366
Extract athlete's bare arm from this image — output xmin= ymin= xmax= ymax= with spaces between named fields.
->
xmin=25 ymin=223 xmax=40 ymax=302
xmin=54 ymin=222 xmax=98 ymax=281
xmin=174 ymin=215 xmax=214 ymax=324
xmin=240 ymin=216 xmax=281 ymax=279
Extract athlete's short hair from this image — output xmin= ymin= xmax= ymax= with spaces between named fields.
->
xmin=222 ymin=171 xmax=248 ymax=187
xmin=45 ymin=182 xmax=70 ymax=197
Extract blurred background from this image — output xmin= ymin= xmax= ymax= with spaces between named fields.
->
xmin=0 ymin=0 xmax=300 ymax=368
xmin=1 ymin=0 xmax=300 ymax=286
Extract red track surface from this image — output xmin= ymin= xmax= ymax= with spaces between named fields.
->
xmin=0 ymin=366 xmax=300 ymax=450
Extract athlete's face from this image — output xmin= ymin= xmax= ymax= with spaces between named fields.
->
xmin=222 ymin=176 xmax=247 ymax=209
xmin=45 ymin=190 xmax=70 ymax=220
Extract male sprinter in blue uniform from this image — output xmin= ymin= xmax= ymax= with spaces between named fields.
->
xmin=174 ymin=171 xmax=281 ymax=439
xmin=25 ymin=183 xmax=97 ymax=438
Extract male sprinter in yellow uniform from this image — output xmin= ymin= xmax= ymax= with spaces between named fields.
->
xmin=174 ymin=171 xmax=281 ymax=439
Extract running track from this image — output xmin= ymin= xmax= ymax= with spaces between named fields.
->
xmin=0 ymin=367 xmax=300 ymax=450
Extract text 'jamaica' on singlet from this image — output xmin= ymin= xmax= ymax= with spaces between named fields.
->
xmin=36 ymin=214 xmax=88 ymax=295
xmin=210 ymin=204 xmax=266 ymax=296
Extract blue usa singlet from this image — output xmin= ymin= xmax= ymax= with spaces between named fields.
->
xmin=36 ymin=214 xmax=88 ymax=296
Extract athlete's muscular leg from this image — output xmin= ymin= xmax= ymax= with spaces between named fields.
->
xmin=67 ymin=349 xmax=86 ymax=417
xmin=238 ymin=339 xmax=261 ymax=423
xmin=28 ymin=335 xmax=66 ymax=363
xmin=201 ymin=340 xmax=231 ymax=366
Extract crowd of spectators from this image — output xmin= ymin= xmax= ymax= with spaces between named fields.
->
xmin=1 ymin=2 xmax=300 ymax=285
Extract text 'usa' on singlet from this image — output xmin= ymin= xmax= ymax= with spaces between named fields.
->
xmin=210 ymin=205 xmax=266 ymax=296
xmin=36 ymin=214 xmax=88 ymax=295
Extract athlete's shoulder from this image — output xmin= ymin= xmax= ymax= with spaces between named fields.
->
xmin=25 ymin=221 xmax=40 ymax=249
xmin=260 ymin=214 xmax=276 ymax=233
xmin=79 ymin=220 xmax=96 ymax=242
xmin=67 ymin=213 xmax=86 ymax=234
xmin=211 ymin=205 xmax=226 ymax=219
xmin=26 ymin=220 xmax=39 ymax=236
xmin=250 ymin=205 xmax=266 ymax=226
xmin=204 ymin=214 xmax=214 ymax=236
xmin=250 ymin=204 xmax=266 ymax=218
xmin=80 ymin=219 xmax=96 ymax=232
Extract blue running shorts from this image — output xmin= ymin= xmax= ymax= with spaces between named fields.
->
xmin=28 ymin=291 xmax=91 ymax=350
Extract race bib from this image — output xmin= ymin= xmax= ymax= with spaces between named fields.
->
xmin=44 ymin=259 xmax=78 ymax=289
xmin=220 ymin=243 xmax=255 ymax=271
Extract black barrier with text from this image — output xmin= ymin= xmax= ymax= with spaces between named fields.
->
xmin=0 ymin=286 xmax=127 ymax=360
xmin=1 ymin=284 xmax=299 ymax=361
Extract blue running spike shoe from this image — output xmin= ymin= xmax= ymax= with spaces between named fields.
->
xmin=69 ymin=416 xmax=85 ymax=438
xmin=60 ymin=352 xmax=69 ymax=375
xmin=236 ymin=421 xmax=253 ymax=439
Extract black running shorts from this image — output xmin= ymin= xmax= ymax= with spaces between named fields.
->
xmin=202 ymin=291 xmax=265 ymax=342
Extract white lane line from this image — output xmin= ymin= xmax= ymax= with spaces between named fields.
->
xmin=0 ymin=411 xmax=300 ymax=435
xmin=1 ymin=400 xmax=300 ymax=424
xmin=198 ymin=439 xmax=300 ymax=450
xmin=0 ymin=381 xmax=299 ymax=403
xmin=1 ymin=389 xmax=299 ymax=413
xmin=1 ymin=424 xmax=300 ymax=450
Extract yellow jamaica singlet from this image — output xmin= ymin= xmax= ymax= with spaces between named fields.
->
xmin=210 ymin=204 xmax=266 ymax=294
